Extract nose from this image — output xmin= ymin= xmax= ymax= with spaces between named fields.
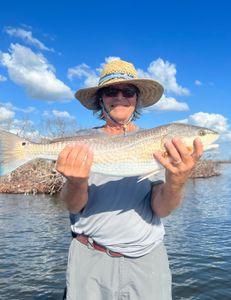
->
xmin=115 ymin=91 xmax=124 ymax=99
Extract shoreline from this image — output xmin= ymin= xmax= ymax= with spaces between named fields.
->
xmin=0 ymin=159 xmax=230 ymax=195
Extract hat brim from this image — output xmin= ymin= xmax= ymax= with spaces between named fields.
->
xmin=75 ymin=78 xmax=164 ymax=110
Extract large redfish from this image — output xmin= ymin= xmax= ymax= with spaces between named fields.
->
xmin=0 ymin=123 xmax=219 ymax=178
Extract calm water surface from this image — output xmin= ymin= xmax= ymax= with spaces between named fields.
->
xmin=0 ymin=164 xmax=231 ymax=299
xmin=0 ymin=195 xmax=70 ymax=300
xmin=164 ymin=164 xmax=231 ymax=299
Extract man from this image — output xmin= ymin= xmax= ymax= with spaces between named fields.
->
xmin=57 ymin=59 xmax=203 ymax=299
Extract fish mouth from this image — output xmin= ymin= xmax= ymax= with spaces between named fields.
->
xmin=204 ymin=143 xmax=219 ymax=151
xmin=201 ymin=132 xmax=220 ymax=151
xmin=203 ymin=134 xmax=220 ymax=150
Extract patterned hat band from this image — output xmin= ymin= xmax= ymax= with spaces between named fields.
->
xmin=98 ymin=72 xmax=136 ymax=86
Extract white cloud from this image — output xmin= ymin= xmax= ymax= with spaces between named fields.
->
xmin=98 ymin=56 xmax=121 ymax=71
xmin=187 ymin=112 xmax=229 ymax=133
xmin=0 ymin=43 xmax=73 ymax=102
xmin=0 ymin=101 xmax=36 ymax=113
xmin=21 ymin=106 xmax=36 ymax=113
xmin=13 ymin=118 xmax=34 ymax=126
xmin=145 ymin=94 xmax=189 ymax=112
xmin=42 ymin=109 xmax=75 ymax=120
xmin=6 ymin=118 xmax=40 ymax=140
xmin=137 ymin=58 xmax=190 ymax=96
xmin=68 ymin=63 xmax=98 ymax=87
xmin=0 ymin=74 xmax=7 ymax=82
xmin=105 ymin=56 xmax=121 ymax=64
xmin=68 ymin=56 xmax=122 ymax=88
xmin=178 ymin=112 xmax=231 ymax=141
xmin=195 ymin=80 xmax=202 ymax=86
xmin=4 ymin=26 xmax=53 ymax=52
xmin=0 ymin=106 xmax=15 ymax=121
xmin=52 ymin=109 xmax=74 ymax=119
xmin=0 ymin=102 xmax=38 ymax=133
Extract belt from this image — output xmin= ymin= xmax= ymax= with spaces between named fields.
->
xmin=76 ymin=234 xmax=123 ymax=257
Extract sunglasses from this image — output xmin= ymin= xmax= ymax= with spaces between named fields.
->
xmin=102 ymin=86 xmax=138 ymax=98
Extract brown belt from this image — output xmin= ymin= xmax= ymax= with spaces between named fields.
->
xmin=76 ymin=234 xmax=123 ymax=257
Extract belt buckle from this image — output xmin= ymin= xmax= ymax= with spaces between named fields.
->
xmin=106 ymin=248 xmax=114 ymax=257
xmin=106 ymin=248 xmax=122 ymax=257
xmin=87 ymin=237 xmax=94 ymax=250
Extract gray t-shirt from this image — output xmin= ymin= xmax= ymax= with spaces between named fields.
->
xmin=70 ymin=128 xmax=165 ymax=257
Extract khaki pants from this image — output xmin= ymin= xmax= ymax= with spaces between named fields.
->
xmin=66 ymin=239 xmax=172 ymax=300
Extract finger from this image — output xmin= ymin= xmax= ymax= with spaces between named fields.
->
xmin=73 ymin=144 xmax=91 ymax=168
xmin=191 ymin=138 xmax=203 ymax=161
xmin=56 ymin=144 xmax=74 ymax=171
xmin=57 ymin=144 xmax=88 ymax=175
xmin=66 ymin=144 xmax=84 ymax=169
xmin=154 ymin=151 xmax=176 ymax=172
xmin=164 ymin=140 xmax=182 ymax=163
xmin=172 ymin=138 xmax=192 ymax=157
xmin=172 ymin=138 xmax=200 ymax=166
xmin=84 ymin=149 xmax=94 ymax=170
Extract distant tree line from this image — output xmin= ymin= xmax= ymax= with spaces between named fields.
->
xmin=0 ymin=114 xmax=79 ymax=140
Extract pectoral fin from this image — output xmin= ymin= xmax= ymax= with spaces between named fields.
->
xmin=138 ymin=169 xmax=161 ymax=182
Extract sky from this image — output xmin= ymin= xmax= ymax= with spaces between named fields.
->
xmin=0 ymin=0 xmax=231 ymax=141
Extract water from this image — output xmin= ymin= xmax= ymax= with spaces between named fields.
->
xmin=164 ymin=163 xmax=231 ymax=299
xmin=0 ymin=195 xmax=70 ymax=300
xmin=0 ymin=164 xmax=231 ymax=299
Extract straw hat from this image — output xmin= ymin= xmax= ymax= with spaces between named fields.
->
xmin=75 ymin=59 xmax=164 ymax=110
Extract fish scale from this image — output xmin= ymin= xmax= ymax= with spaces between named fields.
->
xmin=0 ymin=123 xmax=219 ymax=178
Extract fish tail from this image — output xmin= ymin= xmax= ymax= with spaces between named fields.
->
xmin=0 ymin=130 xmax=30 ymax=176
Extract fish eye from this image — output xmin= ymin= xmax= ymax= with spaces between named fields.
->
xmin=198 ymin=129 xmax=206 ymax=136
xmin=21 ymin=142 xmax=27 ymax=146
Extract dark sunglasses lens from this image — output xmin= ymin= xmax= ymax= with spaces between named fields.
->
xmin=103 ymin=87 xmax=136 ymax=97
xmin=103 ymin=87 xmax=118 ymax=97
xmin=122 ymin=87 xmax=136 ymax=97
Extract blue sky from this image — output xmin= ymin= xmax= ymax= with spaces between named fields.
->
xmin=0 ymin=0 xmax=231 ymax=141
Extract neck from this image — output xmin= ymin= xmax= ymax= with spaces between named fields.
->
xmin=102 ymin=122 xmax=137 ymax=135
